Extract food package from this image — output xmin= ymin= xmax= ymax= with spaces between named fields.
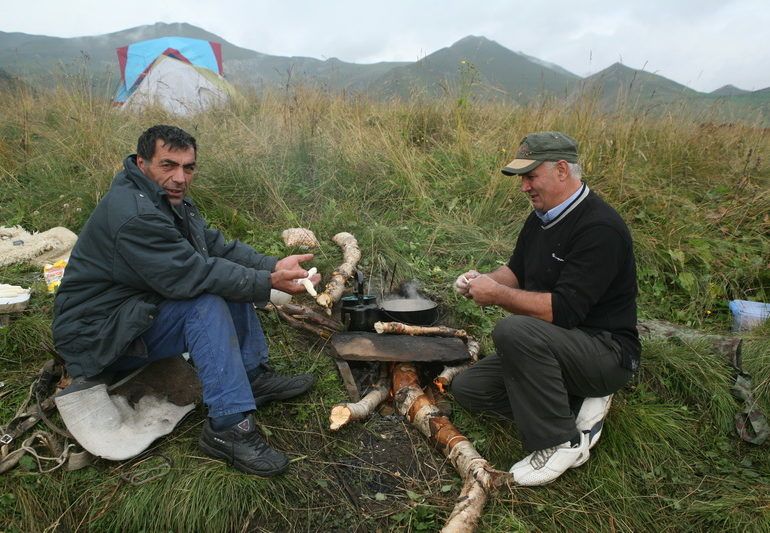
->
xmin=44 ymin=259 xmax=68 ymax=293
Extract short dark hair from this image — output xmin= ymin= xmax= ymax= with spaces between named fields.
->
xmin=136 ymin=125 xmax=197 ymax=160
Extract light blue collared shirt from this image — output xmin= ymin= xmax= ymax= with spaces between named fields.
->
xmin=535 ymin=182 xmax=587 ymax=224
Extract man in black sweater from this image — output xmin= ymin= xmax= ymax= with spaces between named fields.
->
xmin=451 ymin=131 xmax=639 ymax=486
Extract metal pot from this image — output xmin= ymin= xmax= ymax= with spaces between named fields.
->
xmin=341 ymin=294 xmax=381 ymax=332
xmin=340 ymin=270 xmax=381 ymax=331
xmin=379 ymin=298 xmax=439 ymax=326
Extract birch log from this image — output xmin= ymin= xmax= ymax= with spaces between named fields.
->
xmin=392 ymin=362 xmax=510 ymax=533
xmin=374 ymin=322 xmax=468 ymax=338
xmin=316 ymin=232 xmax=361 ymax=311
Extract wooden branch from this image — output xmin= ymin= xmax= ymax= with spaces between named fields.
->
xmin=271 ymin=304 xmax=334 ymax=339
xmin=434 ymin=338 xmax=481 ymax=393
xmin=330 ymin=364 xmax=391 ymax=428
xmin=279 ymin=303 xmax=345 ymax=332
xmin=392 ymin=362 xmax=510 ymax=533
xmin=316 ymin=232 xmax=361 ymax=310
xmin=374 ymin=321 xmax=468 ymax=338
xmin=329 ymin=384 xmax=390 ymax=431
xmin=638 ymin=319 xmax=742 ymax=367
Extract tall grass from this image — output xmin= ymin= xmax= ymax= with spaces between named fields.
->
xmin=0 ymin=77 xmax=768 ymax=532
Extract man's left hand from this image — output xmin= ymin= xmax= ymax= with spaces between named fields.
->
xmin=467 ymin=274 xmax=501 ymax=307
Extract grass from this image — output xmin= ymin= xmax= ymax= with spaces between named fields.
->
xmin=0 ymin=76 xmax=768 ymax=532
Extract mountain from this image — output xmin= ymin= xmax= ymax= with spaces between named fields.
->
xmin=578 ymin=62 xmax=700 ymax=105
xmin=710 ymin=84 xmax=750 ymax=97
xmin=1 ymin=22 xmax=769 ymax=122
xmin=371 ymin=35 xmax=579 ymax=102
xmin=0 ymin=22 xmax=259 ymax=89
xmin=0 ymin=22 xmax=406 ymax=93
xmin=225 ymin=54 xmax=407 ymax=92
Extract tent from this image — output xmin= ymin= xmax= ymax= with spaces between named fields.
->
xmin=113 ymin=37 xmax=235 ymax=115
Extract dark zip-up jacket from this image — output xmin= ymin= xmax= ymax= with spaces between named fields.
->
xmin=53 ymin=155 xmax=277 ymax=378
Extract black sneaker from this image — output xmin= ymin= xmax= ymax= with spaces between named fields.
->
xmin=199 ymin=414 xmax=289 ymax=476
xmin=250 ymin=364 xmax=316 ymax=406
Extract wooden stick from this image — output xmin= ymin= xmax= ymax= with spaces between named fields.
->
xmin=316 ymin=232 xmax=361 ymax=310
xmin=272 ymin=305 xmax=334 ymax=339
xmin=391 ymin=362 xmax=510 ymax=533
xmin=374 ymin=321 xmax=468 ymax=338
xmin=279 ymin=303 xmax=345 ymax=331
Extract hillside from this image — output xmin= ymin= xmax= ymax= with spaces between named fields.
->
xmin=373 ymin=35 xmax=579 ymax=101
xmin=2 ymin=22 xmax=770 ymax=121
xmin=711 ymin=84 xmax=750 ymax=97
xmin=578 ymin=62 xmax=701 ymax=104
xmin=0 ymin=22 xmax=406 ymax=93
xmin=0 ymin=22 xmax=259 ymax=89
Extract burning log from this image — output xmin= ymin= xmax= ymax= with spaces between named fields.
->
xmin=392 ymin=362 xmax=511 ymax=533
xmin=316 ymin=232 xmax=361 ymax=311
xmin=434 ymin=338 xmax=481 ymax=393
xmin=374 ymin=322 xmax=468 ymax=338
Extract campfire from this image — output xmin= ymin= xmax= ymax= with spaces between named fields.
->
xmin=272 ymin=229 xmax=512 ymax=533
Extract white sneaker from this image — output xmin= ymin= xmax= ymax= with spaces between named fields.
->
xmin=575 ymin=395 xmax=613 ymax=450
xmin=509 ymin=432 xmax=590 ymax=486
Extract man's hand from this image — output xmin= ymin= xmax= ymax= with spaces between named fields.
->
xmin=454 ymin=270 xmax=480 ymax=297
xmin=272 ymin=254 xmax=321 ymax=294
xmin=271 ymin=269 xmax=316 ymax=294
xmin=467 ymin=274 xmax=501 ymax=306
xmin=275 ymin=253 xmax=313 ymax=272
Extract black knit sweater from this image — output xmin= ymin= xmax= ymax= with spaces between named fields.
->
xmin=507 ymin=187 xmax=640 ymax=370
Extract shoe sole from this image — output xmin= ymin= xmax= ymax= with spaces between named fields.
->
xmin=199 ymin=440 xmax=288 ymax=477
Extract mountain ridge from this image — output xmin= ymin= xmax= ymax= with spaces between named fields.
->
xmin=1 ymin=22 xmax=769 ymax=119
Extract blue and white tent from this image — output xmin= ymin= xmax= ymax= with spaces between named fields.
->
xmin=113 ymin=37 xmax=234 ymax=115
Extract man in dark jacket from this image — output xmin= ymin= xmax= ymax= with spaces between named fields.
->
xmin=451 ymin=131 xmax=639 ymax=486
xmin=53 ymin=124 xmax=320 ymax=476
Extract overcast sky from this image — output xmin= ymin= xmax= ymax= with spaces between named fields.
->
xmin=2 ymin=0 xmax=769 ymax=92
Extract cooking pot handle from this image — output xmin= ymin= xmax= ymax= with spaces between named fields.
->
xmin=355 ymin=270 xmax=365 ymax=301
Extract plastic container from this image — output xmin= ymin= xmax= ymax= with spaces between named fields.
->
xmin=728 ymin=299 xmax=770 ymax=332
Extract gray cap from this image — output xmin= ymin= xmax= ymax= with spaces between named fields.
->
xmin=501 ymin=131 xmax=579 ymax=175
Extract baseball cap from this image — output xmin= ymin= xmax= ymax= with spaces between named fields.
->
xmin=501 ymin=131 xmax=579 ymax=175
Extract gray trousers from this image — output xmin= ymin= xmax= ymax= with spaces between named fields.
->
xmin=451 ymin=315 xmax=633 ymax=451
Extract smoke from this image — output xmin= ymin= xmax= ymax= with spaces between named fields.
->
xmin=382 ymin=279 xmax=430 ymax=301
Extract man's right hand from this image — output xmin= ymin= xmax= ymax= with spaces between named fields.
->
xmin=271 ymin=269 xmax=314 ymax=294
xmin=455 ymin=270 xmax=480 ymax=297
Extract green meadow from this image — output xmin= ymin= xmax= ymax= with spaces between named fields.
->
xmin=0 ymin=80 xmax=768 ymax=532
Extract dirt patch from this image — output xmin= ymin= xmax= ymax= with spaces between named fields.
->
xmin=326 ymin=413 xmax=455 ymax=518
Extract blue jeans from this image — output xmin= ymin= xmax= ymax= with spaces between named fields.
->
xmin=109 ymin=294 xmax=268 ymax=418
